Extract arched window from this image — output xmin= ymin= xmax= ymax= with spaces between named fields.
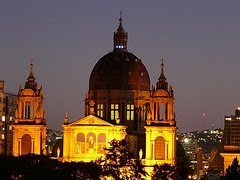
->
xmin=98 ymin=133 xmax=106 ymax=154
xmin=25 ymin=101 xmax=31 ymax=119
xmin=77 ymin=133 xmax=85 ymax=142
xmin=155 ymin=136 xmax=165 ymax=159
xmin=76 ymin=133 xmax=85 ymax=154
xmin=21 ymin=134 xmax=31 ymax=155
xmin=110 ymin=104 xmax=119 ymax=120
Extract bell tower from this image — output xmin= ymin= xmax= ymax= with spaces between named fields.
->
xmin=12 ymin=63 xmax=46 ymax=156
xmin=145 ymin=59 xmax=176 ymax=166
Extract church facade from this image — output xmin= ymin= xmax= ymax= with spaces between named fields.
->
xmin=62 ymin=16 xmax=177 ymax=166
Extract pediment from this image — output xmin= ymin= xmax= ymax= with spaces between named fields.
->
xmin=68 ymin=115 xmax=114 ymax=126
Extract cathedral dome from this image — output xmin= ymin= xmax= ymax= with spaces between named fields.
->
xmin=89 ymin=16 xmax=150 ymax=91
xmin=89 ymin=51 xmax=150 ymax=90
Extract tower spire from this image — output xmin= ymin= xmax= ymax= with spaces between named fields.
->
xmin=159 ymin=58 xmax=167 ymax=81
xmin=25 ymin=62 xmax=37 ymax=90
xmin=156 ymin=58 xmax=168 ymax=90
xmin=120 ymin=11 xmax=122 ymax=22
xmin=113 ymin=12 xmax=128 ymax=51
xmin=28 ymin=63 xmax=36 ymax=81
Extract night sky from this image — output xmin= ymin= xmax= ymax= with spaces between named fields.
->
xmin=1 ymin=1 xmax=240 ymax=132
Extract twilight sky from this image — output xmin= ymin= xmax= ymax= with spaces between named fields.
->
xmin=1 ymin=1 xmax=240 ymax=132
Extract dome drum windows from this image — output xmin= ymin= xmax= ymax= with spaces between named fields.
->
xmin=110 ymin=104 xmax=119 ymax=121
xmin=126 ymin=104 xmax=134 ymax=121
xmin=140 ymin=104 xmax=147 ymax=121
xmin=97 ymin=104 xmax=104 ymax=118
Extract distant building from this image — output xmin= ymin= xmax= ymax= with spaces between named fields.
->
xmin=0 ymin=80 xmax=4 ymax=153
xmin=0 ymin=80 xmax=18 ymax=155
xmin=221 ymin=108 xmax=240 ymax=172
xmin=180 ymin=137 xmax=197 ymax=162
xmin=208 ymin=149 xmax=224 ymax=176
xmin=223 ymin=108 xmax=240 ymax=146
xmin=46 ymin=129 xmax=63 ymax=155
xmin=177 ymin=129 xmax=224 ymax=178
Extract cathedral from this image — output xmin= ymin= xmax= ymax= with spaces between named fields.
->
xmin=12 ymin=16 xmax=177 ymax=168
xmin=63 ymin=16 xmax=177 ymax=166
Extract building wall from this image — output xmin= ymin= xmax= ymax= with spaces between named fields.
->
xmin=145 ymin=125 xmax=176 ymax=166
xmin=4 ymin=93 xmax=18 ymax=155
xmin=0 ymin=80 xmax=18 ymax=155
xmin=12 ymin=125 xmax=46 ymax=155
xmin=221 ymin=108 xmax=240 ymax=173
xmin=221 ymin=150 xmax=240 ymax=172
xmin=0 ymin=80 xmax=4 ymax=153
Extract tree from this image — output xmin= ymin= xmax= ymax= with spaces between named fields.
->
xmin=96 ymin=138 xmax=147 ymax=180
xmin=224 ymin=157 xmax=240 ymax=180
xmin=152 ymin=163 xmax=177 ymax=180
xmin=0 ymin=154 xmax=60 ymax=179
xmin=0 ymin=154 xmax=102 ymax=180
xmin=58 ymin=161 xmax=102 ymax=180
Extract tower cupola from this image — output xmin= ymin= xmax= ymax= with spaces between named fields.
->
xmin=113 ymin=13 xmax=128 ymax=51
xmin=156 ymin=59 xmax=168 ymax=90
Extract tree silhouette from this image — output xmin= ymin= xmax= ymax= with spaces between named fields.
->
xmin=96 ymin=138 xmax=147 ymax=180
xmin=0 ymin=154 xmax=102 ymax=180
xmin=0 ymin=154 xmax=60 ymax=179
xmin=152 ymin=163 xmax=177 ymax=180
xmin=224 ymin=157 xmax=240 ymax=180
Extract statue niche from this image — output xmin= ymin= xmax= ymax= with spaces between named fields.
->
xmin=87 ymin=132 xmax=96 ymax=153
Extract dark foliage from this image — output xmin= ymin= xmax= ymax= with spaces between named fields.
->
xmin=224 ymin=157 xmax=240 ymax=180
xmin=0 ymin=154 xmax=102 ymax=180
xmin=96 ymin=138 xmax=147 ymax=180
xmin=152 ymin=163 xmax=178 ymax=180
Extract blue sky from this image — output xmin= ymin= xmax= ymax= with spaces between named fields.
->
xmin=1 ymin=1 xmax=240 ymax=132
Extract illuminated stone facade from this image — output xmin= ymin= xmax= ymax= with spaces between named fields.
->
xmin=62 ymin=114 xmax=126 ymax=162
xmin=12 ymin=64 xmax=46 ymax=156
xmin=63 ymin=16 xmax=177 ymax=168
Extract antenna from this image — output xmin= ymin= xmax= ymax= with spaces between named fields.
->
xmin=202 ymin=113 xmax=206 ymax=131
